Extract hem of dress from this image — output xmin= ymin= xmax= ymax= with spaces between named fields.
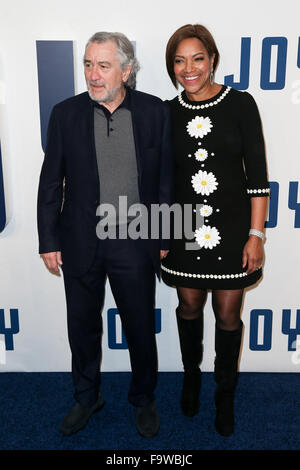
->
xmin=161 ymin=268 xmax=262 ymax=290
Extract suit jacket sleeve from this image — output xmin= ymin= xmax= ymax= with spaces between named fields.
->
xmin=37 ymin=105 xmax=64 ymax=254
xmin=159 ymin=102 xmax=175 ymax=250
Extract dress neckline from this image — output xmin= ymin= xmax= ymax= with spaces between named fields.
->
xmin=178 ymin=85 xmax=231 ymax=110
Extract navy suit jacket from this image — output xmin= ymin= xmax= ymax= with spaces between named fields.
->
xmin=37 ymin=87 xmax=174 ymax=276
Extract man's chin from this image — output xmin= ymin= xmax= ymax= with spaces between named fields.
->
xmin=87 ymin=85 xmax=121 ymax=105
xmin=87 ymin=89 xmax=108 ymax=104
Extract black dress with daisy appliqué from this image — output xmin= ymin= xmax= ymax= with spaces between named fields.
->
xmin=161 ymin=85 xmax=269 ymax=290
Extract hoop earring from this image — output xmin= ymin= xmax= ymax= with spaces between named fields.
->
xmin=210 ymin=68 xmax=214 ymax=86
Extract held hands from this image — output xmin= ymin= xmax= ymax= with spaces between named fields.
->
xmin=242 ymin=236 xmax=264 ymax=274
xmin=41 ymin=251 xmax=63 ymax=275
xmin=160 ymin=250 xmax=169 ymax=260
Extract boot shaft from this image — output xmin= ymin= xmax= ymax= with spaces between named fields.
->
xmin=176 ymin=312 xmax=203 ymax=372
xmin=214 ymin=321 xmax=243 ymax=391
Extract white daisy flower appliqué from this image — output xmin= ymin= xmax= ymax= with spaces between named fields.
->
xmin=195 ymin=148 xmax=208 ymax=162
xmin=191 ymin=170 xmax=218 ymax=196
xmin=195 ymin=225 xmax=221 ymax=249
xmin=200 ymin=205 xmax=213 ymax=217
xmin=186 ymin=116 xmax=213 ymax=139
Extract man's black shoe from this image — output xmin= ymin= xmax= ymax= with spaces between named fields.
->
xmin=136 ymin=401 xmax=160 ymax=438
xmin=59 ymin=393 xmax=104 ymax=436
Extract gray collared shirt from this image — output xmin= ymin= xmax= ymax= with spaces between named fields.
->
xmin=94 ymin=96 xmax=140 ymax=227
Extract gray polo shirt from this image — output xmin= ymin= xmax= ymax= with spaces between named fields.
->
xmin=94 ymin=93 xmax=140 ymax=228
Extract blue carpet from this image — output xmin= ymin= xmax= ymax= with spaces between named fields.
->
xmin=0 ymin=372 xmax=299 ymax=452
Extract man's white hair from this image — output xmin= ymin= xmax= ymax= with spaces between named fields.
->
xmin=85 ymin=31 xmax=140 ymax=89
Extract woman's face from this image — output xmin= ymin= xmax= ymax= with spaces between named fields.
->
xmin=173 ymin=37 xmax=214 ymax=99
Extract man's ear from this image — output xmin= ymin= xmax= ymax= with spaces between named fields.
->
xmin=122 ymin=65 xmax=132 ymax=83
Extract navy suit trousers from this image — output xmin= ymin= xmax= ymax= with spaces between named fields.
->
xmin=62 ymin=236 xmax=157 ymax=407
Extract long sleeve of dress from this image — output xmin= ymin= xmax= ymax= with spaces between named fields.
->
xmin=239 ymin=91 xmax=270 ymax=197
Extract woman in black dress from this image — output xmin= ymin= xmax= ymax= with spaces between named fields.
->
xmin=161 ymin=24 xmax=269 ymax=437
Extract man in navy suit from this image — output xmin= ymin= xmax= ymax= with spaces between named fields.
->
xmin=37 ymin=32 xmax=174 ymax=437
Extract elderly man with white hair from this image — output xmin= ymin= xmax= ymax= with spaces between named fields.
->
xmin=37 ymin=31 xmax=174 ymax=438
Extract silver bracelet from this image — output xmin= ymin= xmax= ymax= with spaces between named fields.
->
xmin=249 ymin=228 xmax=265 ymax=240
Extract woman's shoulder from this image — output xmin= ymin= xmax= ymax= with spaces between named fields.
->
xmin=227 ymin=86 xmax=258 ymax=107
xmin=225 ymin=87 xmax=263 ymax=125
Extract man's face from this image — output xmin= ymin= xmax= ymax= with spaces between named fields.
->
xmin=84 ymin=41 xmax=130 ymax=105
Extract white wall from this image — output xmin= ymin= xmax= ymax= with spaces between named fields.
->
xmin=0 ymin=0 xmax=299 ymax=372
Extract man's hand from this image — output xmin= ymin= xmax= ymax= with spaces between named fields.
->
xmin=41 ymin=251 xmax=63 ymax=275
xmin=160 ymin=250 xmax=169 ymax=260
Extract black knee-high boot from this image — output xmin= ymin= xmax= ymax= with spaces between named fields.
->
xmin=176 ymin=311 xmax=203 ymax=417
xmin=214 ymin=321 xmax=243 ymax=437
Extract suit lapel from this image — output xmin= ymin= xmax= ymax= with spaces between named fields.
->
xmin=128 ymin=88 xmax=144 ymax=184
xmin=85 ymin=96 xmax=101 ymax=197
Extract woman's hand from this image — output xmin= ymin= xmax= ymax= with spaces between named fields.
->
xmin=243 ymin=196 xmax=268 ymax=274
xmin=242 ymin=236 xmax=264 ymax=274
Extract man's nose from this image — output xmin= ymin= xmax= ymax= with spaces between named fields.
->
xmin=90 ymin=65 xmax=101 ymax=81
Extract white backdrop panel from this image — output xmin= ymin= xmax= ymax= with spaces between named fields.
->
xmin=0 ymin=0 xmax=299 ymax=372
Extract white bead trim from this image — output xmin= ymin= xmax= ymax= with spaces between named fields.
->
xmin=161 ymin=264 xmax=248 ymax=279
xmin=247 ymin=188 xmax=270 ymax=195
xmin=178 ymin=86 xmax=231 ymax=110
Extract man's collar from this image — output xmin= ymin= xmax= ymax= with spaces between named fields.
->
xmin=91 ymin=86 xmax=131 ymax=114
